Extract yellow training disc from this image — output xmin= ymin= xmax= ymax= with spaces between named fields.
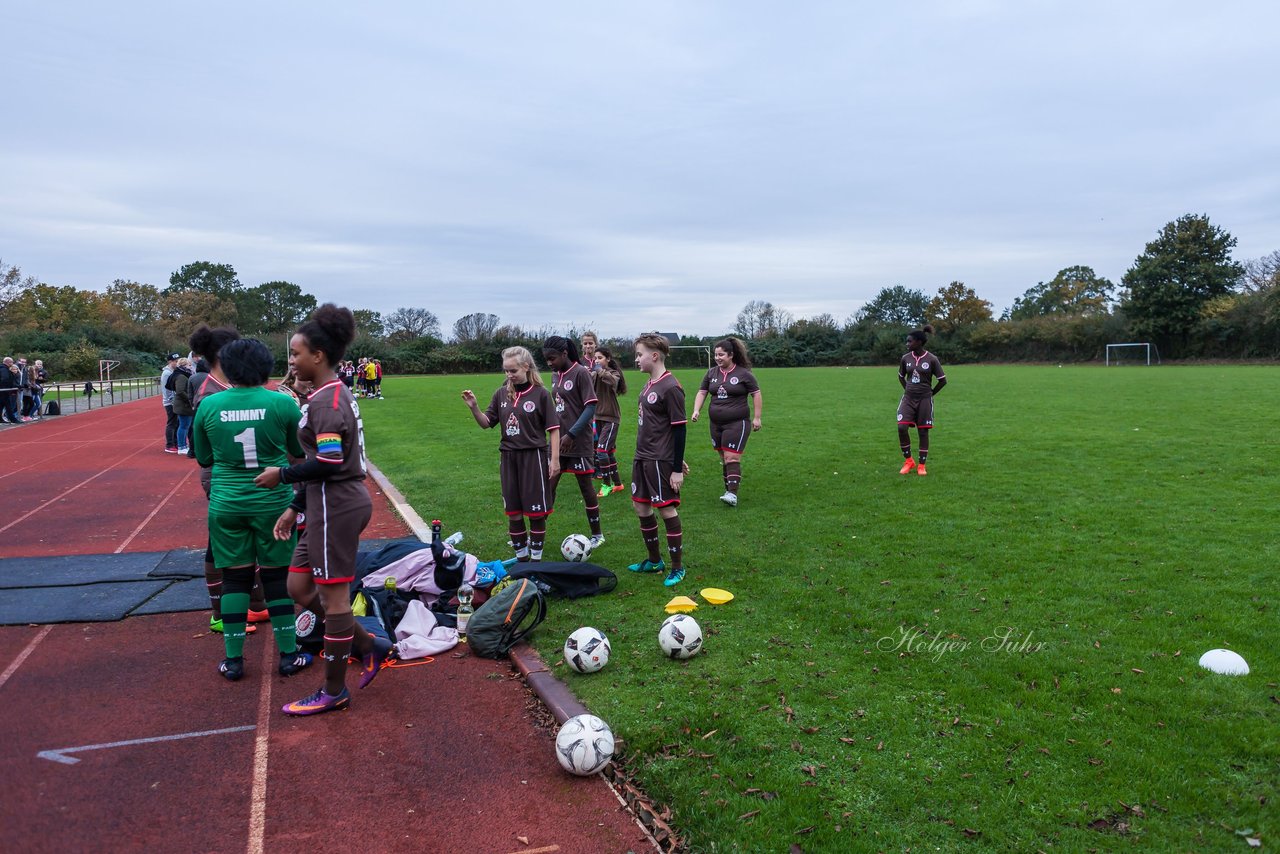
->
xmin=664 ymin=596 xmax=698 ymax=614
xmin=700 ymin=588 xmax=735 ymax=605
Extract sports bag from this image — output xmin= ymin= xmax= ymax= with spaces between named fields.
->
xmin=467 ymin=577 xmax=546 ymax=659
xmin=45 ymin=400 xmax=60 ymax=416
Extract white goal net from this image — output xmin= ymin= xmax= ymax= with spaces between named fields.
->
xmin=1105 ymin=343 xmax=1160 ymax=366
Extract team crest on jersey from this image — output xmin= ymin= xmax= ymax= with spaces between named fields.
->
xmin=647 ymin=392 xmax=658 ymax=404
xmin=506 ymin=413 xmax=521 ymax=437
xmin=716 ymin=386 xmax=728 ymax=399
xmin=522 ymin=400 xmax=536 ymax=412
xmin=299 ymin=404 xmax=309 ymax=428
xmin=563 ymin=380 xmax=574 ymax=390
xmin=554 ymin=394 xmax=564 ymax=412
xmin=911 ymin=371 xmax=920 ymax=383
xmin=729 ymin=376 xmax=739 ymax=385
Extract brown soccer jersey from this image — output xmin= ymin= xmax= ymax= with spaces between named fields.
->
xmin=591 ymin=367 xmax=622 ymax=423
xmin=899 ymin=351 xmax=944 ymax=398
xmin=552 ymin=362 xmax=598 ymax=456
xmin=482 ymin=384 xmax=559 ymax=450
xmin=699 ymin=365 xmax=760 ymax=423
xmin=635 ymin=371 xmax=686 ymax=462
xmin=299 ymin=380 xmax=367 ymax=482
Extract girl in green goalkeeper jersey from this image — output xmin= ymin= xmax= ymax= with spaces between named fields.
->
xmin=192 ymin=339 xmax=314 ymax=682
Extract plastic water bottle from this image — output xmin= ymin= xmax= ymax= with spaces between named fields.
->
xmin=456 ymin=583 xmax=474 ymax=643
xmin=445 ymin=531 xmax=464 ymax=547
xmin=384 ymin=576 xmax=396 ymax=594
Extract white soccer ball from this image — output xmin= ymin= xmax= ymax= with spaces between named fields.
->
xmin=564 ymin=626 xmax=611 ymax=674
xmin=555 ymin=713 xmax=614 ymax=775
xmin=1199 ymin=648 xmax=1249 ymax=676
xmin=658 ymin=614 xmax=703 ymax=659
xmin=561 ymin=533 xmax=593 ymax=562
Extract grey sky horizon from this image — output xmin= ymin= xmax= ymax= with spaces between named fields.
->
xmin=4 ymin=1 xmax=1277 ymax=339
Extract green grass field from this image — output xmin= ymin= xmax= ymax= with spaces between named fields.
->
xmin=361 ymin=366 xmax=1277 ymax=852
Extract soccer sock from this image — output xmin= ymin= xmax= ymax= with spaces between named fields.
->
xmin=248 ymin=573 xmax=267 ymax=612
xmin=204 ymin=561 xmax=223 ymax=620
xmin=918 ymin=430 xmax=929 ymax=463
xmin=508 ymin=518 xmax=529 ymax=559
xmin=321 ymin=610 xmax=354 ymax=695
xmin=259 ymin=567 xmax=297 ymax=654
xmin=608 ymin=454 xmax=622 ymax=486
xmin=528 ymin=518 xmax=546 ymax=561
xmin=578 ymin=476 xmax=602 ymax=535
xmin=638 ymin=513 xmax=661 ymax=563
xmin=221 ymin=567 xmax=254 ymax=660
xmin=898 ymin=426 xmax=912 ymax=459
xmin=724 ymin=461 xmax=741 ymax=495
xmin=663 ymin=515 xmax=683 ymax=570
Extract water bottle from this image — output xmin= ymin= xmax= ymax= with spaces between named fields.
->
xmin=384 ymin=576 xmax=396 ymax=594
xmin=445 ymin=531 xmax=464 ymax=547
xmin=456 ymin=583 xmax=474 ymax=643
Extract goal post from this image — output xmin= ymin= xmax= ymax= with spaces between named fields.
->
xmin=668 ymin=345 xmax=712 ymax=369
xmin=1105 ymin=343 xmax=1160 ymax=366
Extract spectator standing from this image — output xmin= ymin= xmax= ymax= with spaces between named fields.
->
xmin=171 ymin=357 xmax=196 ymax=453
xmin=161 ymin=352 xmax=180 ymax=452
xmin=26 ymin=359 xmax=48 ymax=419
xmin=0 ymin=357 xmax=20 ymax=423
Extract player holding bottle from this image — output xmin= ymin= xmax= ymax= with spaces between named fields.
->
xmin=628 ymin=333 xmax=688 ymax=587
xmin=462 ymin=346 xmax=561 ymax=562
xmin=897 ymin=324 xmax=947 ymax=476
xmin=690 ymin=337 xmax=762 ymax=507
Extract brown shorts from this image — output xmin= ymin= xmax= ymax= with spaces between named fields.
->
xmin=562 ymin=454 xmax=595 ymax=477
xmin=710 ymin=418 xmax=751 ymax=453
xmin=897 ymin=394 xmax=935 ymax=428
xmin=594 ymin=420 xmax=619 ymax=453
xmin=289 ymin=480 xmax=372 ymax=584
xmin=631 ymin=459 xmax=680 ymax=508
xmin=500 ymin=447 xmax=554 ymax=518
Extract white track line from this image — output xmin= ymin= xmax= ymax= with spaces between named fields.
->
xmin=246 ymin=640 xmax=274 ymax=854
xmin=37 ymin=725 xmax=257 ymax=764
xmin=0 ymin=445 xmax=148 ymax=534
xmin=0 ymin=625 xmax=54 ymax=691
xmin=114 ymin=467 xmax=197 ymax=553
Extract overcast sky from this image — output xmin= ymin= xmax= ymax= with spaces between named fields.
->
xmin=4 ymin=2 xmax=1277 ymax=338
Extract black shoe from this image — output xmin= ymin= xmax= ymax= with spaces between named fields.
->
xmin=279 ymin=650 xmax=314 ymax=676
xmin=219 ymin=657 xmax=245 ymax=681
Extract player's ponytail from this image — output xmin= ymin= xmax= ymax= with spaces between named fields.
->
xmin=908 ymin=325 xmax=933 ymax=345
xmin=542 ymin=335 xmax=581 ymax=366
xmin=714 ymin=337 xmax=752 ymax=369
xmin=596 ymin=347 xmax=627 ymax=395
xmin=297 ymin=304 xmax=357 ymax=366
xmin=189 ymin=324 xmax=241 ymax=368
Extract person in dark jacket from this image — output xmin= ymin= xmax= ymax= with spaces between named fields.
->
xmin=171 ymin=357 xmax=196 ymax=453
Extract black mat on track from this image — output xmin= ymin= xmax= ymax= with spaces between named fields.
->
xmin=0 ymin=580 xmax=171 ymax=625
xmin=0 ymin=553 xmax=163 ymax=589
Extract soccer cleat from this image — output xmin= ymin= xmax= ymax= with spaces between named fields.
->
xmin=627 ymin=558 xmax=665 ymax=574
xmin=210 ymin=617 xmax=223 ymax=633
xmin=589 ymin=533 xmax=606 ymax=549
xmin=358 ymin=638 xmax=393 ymax=689
xmin=610 ymin=484 xmax=626 ymax=494
xmin=473 ymin=560 xmax=508 ymax=588
xmin=597 ymin=484 xmax=611 ymax=498
xmin=917 ymin=463 xmax=927 ymax=476
xmin=282 ymin=687 xmax=350 ymax=716
xmin=219 ymin=657 xmax=244 ymax=681
xmin=279 ymin=651 xmax=313 ymax=676
xmin=247 ymin=609 xmax=270 ymax=623
xmin=663 ymin=567 xmax=686 ymax=587
xmin=720 ymin=492 xmax=738 ymax=507
xmin=899 ymin=458 xmax=917 ymax=474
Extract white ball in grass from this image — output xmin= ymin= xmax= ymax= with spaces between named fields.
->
xmin=1198 ymin=648 xmax=1249 ymax=676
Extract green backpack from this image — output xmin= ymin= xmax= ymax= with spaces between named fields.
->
xmin=467 ymin=577 xmax=547 ymax=659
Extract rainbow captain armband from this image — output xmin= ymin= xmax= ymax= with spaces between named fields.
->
xmin=316 ymin=433 xmax=343 ymax=460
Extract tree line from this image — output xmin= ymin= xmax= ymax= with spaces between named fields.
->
xmin=2 ymin=213 xmax=1277 ymax=379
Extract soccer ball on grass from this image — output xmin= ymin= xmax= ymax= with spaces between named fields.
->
xmin=658 ymin=614 xmax=703 ymax=659
xmin=561 ymin=533 xmax=593 ymax=562
xmin=564 ymin=627 xmax=611 ymax=674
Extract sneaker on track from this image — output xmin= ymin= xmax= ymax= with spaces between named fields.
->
xmin=279 ymin=651 xmax=313 ymax=677
xmin=282 ymin=687 xmax=350 ymax=716
xmin=358 ymin=639 xmax=393 ymax=689
xmin=219 ymin=657 xmax=244 ymax=681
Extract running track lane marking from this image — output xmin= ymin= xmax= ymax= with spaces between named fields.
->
xmin=0 ymin=625 xmax=54 ymax=691
xmin=0 ymin=444 xmax=149 ymax=534
xmin=114 ymin=466 xmax=197 ymax=553
xmin=246 ymin=640 xmax=274 ymax=854
xmin=37 ymin=725 xmax=257 ymax=765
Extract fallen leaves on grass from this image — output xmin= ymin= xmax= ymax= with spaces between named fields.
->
xmin=739 ymin=810 xmax=760 ymax=821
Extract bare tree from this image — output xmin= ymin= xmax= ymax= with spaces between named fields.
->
xmin=735 ymin=300 xmax=793 ymax=338
xmin=1239 ymin=250 xmax=1280 ymax=293
xmin=385 ymin=307 xmax=441 ymax=339
xmin=453 ymin=312 xmax=500 ymax=344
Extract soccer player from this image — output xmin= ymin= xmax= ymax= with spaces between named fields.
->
xmin=897 ymin=324 xmax=947 ymax=476
xmin=255 ymin=304 xmax=383 ymax=716
xmin=462 ymin=346 xmax=561 ymax=561
xmin=191 ymin=339 xmax=313 ymax=682
xmin=579 ymin=331 xmax=598 ymax=368
xmin=591 ymin=346 xmax=627 ymax=498
xmin=628 ymin=333 xmax=688 ymax=587
xmin=690 ymin=337 xmax=763 ymax=507
xmin=543 ymin=336 xmax=604 ymax=547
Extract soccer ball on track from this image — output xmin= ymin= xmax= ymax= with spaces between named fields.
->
xmin=564 ymin=626 xmax=611 ymax=674
xmin=555 ymin=713 xmax=615 ymax=775
xmin=561 ymin=533 xmax=593 ymax=562
xmin=658 ymin=614 xmax=703 ymax=659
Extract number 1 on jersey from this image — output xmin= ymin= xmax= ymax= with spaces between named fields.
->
xmin=233 ymin=427 xmax=259 ymax=467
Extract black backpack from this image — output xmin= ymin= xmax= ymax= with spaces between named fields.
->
xmin=45 ymin=400 xmax=60 ymax=416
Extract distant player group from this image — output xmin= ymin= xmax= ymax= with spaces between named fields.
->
xmin=183 ymin=304 xmax=944 ymax=716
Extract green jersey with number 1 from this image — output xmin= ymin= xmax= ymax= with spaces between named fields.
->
xmin=192 ymin=386 xmax=304 ymax=515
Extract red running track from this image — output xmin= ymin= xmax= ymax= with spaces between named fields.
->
xmin=0 ymin=399 xmax=654 ymax=853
